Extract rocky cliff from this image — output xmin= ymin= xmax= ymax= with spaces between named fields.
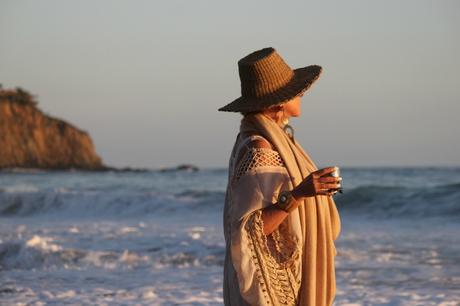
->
xmin=0 ymin=87 xmax=105 ymax=170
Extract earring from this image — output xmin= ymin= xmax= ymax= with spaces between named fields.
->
xmin=281 ymin=108 xmax=289 ymax=126
xmin=284 ymin=123 xmax=295 ymax=141
xmin=281 ymin=108 xmax=295 ymax=141
xmin=280 ymin=106 xmax=289 ymax=127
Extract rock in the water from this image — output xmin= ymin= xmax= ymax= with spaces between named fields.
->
xmin=0 ymin=87 xmax=105 ymax=170
xmin=159 ymin=164 xmax=199 ymax=172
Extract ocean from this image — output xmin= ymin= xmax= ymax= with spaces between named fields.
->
xmin=0 ymin=167 xmax=459 ymax=305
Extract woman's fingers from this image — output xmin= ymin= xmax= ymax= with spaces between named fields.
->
xmin=318 ymin=176 xmax=342 ymax=183
xmin=313 ymin=181 xmax=341 ymax=194
xmin=319 ymin=183 xmax=341 ymax=190
xmin=301 ymin=169 xmax=342 ymax=197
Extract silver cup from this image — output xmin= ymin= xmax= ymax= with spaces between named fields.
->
xmin=329 ymin=166 xmax=343 ymax=195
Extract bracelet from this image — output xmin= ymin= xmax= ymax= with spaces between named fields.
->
xmin=275 ymin=190 xmax=299 ymax=213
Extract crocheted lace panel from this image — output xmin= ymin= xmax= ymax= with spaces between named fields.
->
xmin=245 ymin=210 xmax=301 ymax=305
xmin=233 ymin=147 xmax=286 ymax=182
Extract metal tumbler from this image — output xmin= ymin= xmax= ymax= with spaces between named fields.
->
xmin=329 ymin=166 xmax=343 ymax=195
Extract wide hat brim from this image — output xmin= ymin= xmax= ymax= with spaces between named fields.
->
xmin=218 ymin=65 xmax=322 ymax=113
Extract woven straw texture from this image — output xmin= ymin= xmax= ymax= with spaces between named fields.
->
xmin=218 ymin=47 xmax=322 ymax=113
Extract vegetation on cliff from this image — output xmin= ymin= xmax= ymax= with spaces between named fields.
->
xmin=0 ymin=86 xmax=105 ymax=170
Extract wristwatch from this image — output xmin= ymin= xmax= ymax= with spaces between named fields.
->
xmin=276 ymin=190 xmax=298 ymax=213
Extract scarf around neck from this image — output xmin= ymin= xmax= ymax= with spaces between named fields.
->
xmin=239 ymin=112 xmax=341 ymax=306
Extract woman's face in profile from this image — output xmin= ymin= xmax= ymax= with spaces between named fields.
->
xmin=284 ymin=95 xmax=302 ymax=118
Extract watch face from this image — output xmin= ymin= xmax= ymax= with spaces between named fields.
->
xmin=280 ymin=195 xmax=287 ymax=203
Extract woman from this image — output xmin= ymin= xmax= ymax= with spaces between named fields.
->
xmin=219 ymin=47 xmax=342 ymax=306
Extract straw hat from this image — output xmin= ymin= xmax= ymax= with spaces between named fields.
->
xmin=218 ymin=47 xmax=322 ymax=113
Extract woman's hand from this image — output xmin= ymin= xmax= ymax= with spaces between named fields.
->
xmin=292 ymin=167 xmax=342 ymax=199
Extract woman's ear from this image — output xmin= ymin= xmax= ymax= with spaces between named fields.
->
xmin=277 ymin=105 xmax=285 ymax=118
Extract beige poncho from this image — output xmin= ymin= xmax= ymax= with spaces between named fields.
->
xmin=223 ymin=113 xmax=341 ymax=306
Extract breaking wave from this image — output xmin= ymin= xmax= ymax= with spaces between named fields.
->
xmin=0 ymin=188 xmax=225 ymax=218
xmin=335 ymin=182 xmax=460 ymax=218
xmin=1 ymin=178 xmax=459 ymax=219
xmin=0 ymin=234 xmax=224 ymax=271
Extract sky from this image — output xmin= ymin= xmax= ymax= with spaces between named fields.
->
xmin=1 ymin=0 xmax=459 ymax=169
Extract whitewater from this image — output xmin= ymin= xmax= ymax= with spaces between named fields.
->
xmin=0 ymin=167 xmax=459 ymax=305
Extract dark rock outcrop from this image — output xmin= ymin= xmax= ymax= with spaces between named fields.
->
xmin=159 ymin=164 xmax=199 ymax=173
xmin=0 ymin=87 xmax=105 ymax=170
